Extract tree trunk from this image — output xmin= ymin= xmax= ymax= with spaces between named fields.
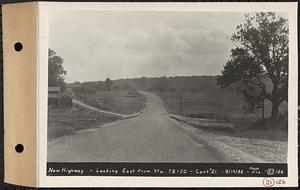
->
xmin=270 ymin=100 xmax=280 ymax=128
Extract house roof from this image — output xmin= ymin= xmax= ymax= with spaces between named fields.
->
xmin=48 ymin=87 xmax=61 ymax=92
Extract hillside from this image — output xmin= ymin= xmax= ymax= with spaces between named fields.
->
xmin=114 ymin=75 xmax=233 ymax=92
xmin=68 ymin=75 xmax=287 ymax=122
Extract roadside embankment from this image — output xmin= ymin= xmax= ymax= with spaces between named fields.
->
xmin=168 ymin=114 xmax=287 ymax=163
xmin=73 ymin=98 xmax=146 ymax=120
xmin=48 ymin=100 xmax=147 ymax=141
xmin=169 ymin=114 xmax=233 ymax=130
xmin=48 ymin=106 xmax=120 ymax=141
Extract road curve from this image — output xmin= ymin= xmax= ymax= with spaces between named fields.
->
xmin=48 ymin=91 xmax=220 ymax=162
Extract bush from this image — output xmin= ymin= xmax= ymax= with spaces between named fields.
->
xmin=128 ymin=89 xmax=139 ymax=97
xmin=232 ymin=112 xmax=288 ymax=130
xmin=277 ymin=112 xmax=288 ymax=130
xmin=251 ymin=119 xmax=271 ymax=130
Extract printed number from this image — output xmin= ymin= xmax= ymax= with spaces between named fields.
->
xmin=169 ymin=169 xmax=176 ymax=174
xmin=263 ymin=178 xmax=275 ymax=187
xmin=179 ymin=169 xmax=187 ymax=174
xmin=276 ymin=179 xmax=286 ymax=185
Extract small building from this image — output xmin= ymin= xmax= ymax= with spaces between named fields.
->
xmin=48 ymin=86 xmax=72 ymax=107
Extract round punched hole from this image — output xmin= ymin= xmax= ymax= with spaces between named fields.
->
xmin=14 ymin=42 xmax=23 ymax=51
xmin=15 ymin=144 xmax=24 ymax=153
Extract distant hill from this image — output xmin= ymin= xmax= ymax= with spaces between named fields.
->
xmin=68 ymin=75 xmax=241 ymax=100
xmin=113 ymin=75 xmax=236 ymax=92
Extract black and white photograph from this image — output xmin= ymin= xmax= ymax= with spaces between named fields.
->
xmin=46 ymin=7 xmax=291 ymax=178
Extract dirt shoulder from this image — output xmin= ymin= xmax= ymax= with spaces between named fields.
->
xmin=169 ymin=117 xmax=287 ymax=163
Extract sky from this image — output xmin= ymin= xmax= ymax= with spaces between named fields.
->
xmin=49 ymin=11 xmax=248 ymax=83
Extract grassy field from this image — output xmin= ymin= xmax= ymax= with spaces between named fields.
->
xmin=48 ymin=105 xmax=119 ymax=141
xmin=155 ymin=89 xmax=287 ymax=120
xmin=155 ymin=89 xmax=288 ymax=141
xmin=71 ymin=87 xmax=147 ymax=115
xmin=157 ymin=90 xmax=243 ymax=120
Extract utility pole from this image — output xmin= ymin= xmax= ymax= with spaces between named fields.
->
xmin=262 ymin=99 xmax=265 ymax=120
xmin=179 ymin=94 xmax=183 ymax=122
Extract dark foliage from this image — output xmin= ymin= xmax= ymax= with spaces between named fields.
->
xmin=217 ymin=13 xmax=288 ymax=128
xmin=48 ymin=49 xmax=67 ymax=91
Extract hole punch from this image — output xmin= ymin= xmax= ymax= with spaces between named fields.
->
xmin=14 ymin=42 xmax=23 ymax=51
xmin=15 ymin=144 xmax=24 ymax=153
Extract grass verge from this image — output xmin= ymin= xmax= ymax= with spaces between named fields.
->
xmin=48 ymin=105 xmax=119 ymax=141
xmin=72 ymin=88 xmax=147 ymax=115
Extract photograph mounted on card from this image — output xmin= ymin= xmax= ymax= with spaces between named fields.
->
xmin=2 ymin=1 xmax=298 ymax=188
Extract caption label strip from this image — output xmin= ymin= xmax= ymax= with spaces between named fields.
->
xmin=47 ymin=163 xmax=287 ymax=177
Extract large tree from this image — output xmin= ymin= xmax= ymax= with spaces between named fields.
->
xmin=217 ymin=13 xmax=288 ymax=128
xmin=48 ymin=49 xmax=67 ymax=91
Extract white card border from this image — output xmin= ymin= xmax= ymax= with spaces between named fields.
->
xmin=37 ymin=2 xmax=298 ymax=187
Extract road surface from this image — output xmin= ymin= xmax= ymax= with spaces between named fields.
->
xmin=48 ymin=91 xmax=220 ymax=162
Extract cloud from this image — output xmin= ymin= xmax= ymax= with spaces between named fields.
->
xmin=49 ymin=11 xmax=247 ymax=82
xmin=124 ymin=21 xmax=230 ymax=56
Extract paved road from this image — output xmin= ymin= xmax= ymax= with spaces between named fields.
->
xmin=48 ymin=91 xmax=219 ymax=162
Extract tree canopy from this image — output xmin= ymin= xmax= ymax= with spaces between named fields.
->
xmin=217 ymin=12 xmax=288 ymax=128
xmin=48 ymin=49 xmax=67 ymax=91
